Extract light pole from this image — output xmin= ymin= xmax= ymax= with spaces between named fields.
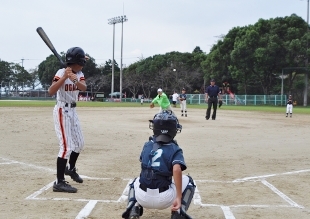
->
xmin=120 ymin=15 xmax=128 ymax=101
xmin=304 ymin=0 xmax=309 ymax=106
xmin=108 ymin=15 xmax=128 ymax=99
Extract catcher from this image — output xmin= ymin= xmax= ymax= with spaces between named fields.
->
xmin=150 ymin=88 xmax=174 ymax=113
xmin=122 ymin=111 xmax=196 ymax=219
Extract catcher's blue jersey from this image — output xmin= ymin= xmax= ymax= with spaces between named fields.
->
xmin=139 ymin=137 xmax=187 ymax=189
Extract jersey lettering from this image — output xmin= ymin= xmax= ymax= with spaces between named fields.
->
xmin=64 ymin=84 xmax=78 ymax=91
xmin=151 ymin=149 xmax=163 ymax=167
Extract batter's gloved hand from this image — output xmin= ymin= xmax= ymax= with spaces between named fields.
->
xmin=219 ymin=100 xmax=223 ymax=108
xmin=150 ymin=103 xmax=155 ymax=108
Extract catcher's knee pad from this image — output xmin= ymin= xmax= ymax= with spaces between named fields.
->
xmin=181 ymin=175 xmax=196 ymax=214
xmin=122 ymin=178 xmax=143 ymax=218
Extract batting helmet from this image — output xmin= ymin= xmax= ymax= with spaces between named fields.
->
xmin=65 ymin=47 xmax=86 ymax=66
xmin=149 ymin=111 xmax=182 ymax=143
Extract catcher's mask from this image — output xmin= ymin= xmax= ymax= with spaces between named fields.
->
xmin=148 ymin=110 xmax=182 ymax=143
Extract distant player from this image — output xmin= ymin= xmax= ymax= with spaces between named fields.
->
xmin=122 ymin=111 xmax=196 ymax=219
xmin=150 ymin=88 xmax=173 ymax=113
xmin=48 ymin=47 xmax=88 ymax=193
xmin=178 ymin=88 xmax=187 ymax=117
xmin=172 ymin=91 xmax=179 ymax=107
xmin=286 ymin=94 xmax=293 ymax=118
xmin=140 ymin=94 xmax=144 ymax=105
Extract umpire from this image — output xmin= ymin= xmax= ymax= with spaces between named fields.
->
xmin=205 ymin=79 xmax=221 ymax=120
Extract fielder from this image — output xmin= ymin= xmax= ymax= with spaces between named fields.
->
xmin=48 ymin=47 xmax=87 ymax=193
xmin=122 ymin=111 xmax=196 ymax=219
xmin=286 ymin=95 xmax=293 ymax=118
xmin=178 ymin=88 xmax=187 ymax=117
xmin=150 ymin=88 xmax=174 ymax=113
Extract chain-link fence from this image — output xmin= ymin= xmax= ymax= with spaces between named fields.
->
xmin=103 ymin=94 xmax=287 ymax=106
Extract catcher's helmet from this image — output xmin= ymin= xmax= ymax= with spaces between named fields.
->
xmin=65 ymin=47 xmax=86 ymax=66
xmin=149 ymin=110 xmax=182 ymax=143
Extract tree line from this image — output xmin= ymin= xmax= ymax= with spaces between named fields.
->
xmin=1 ymin=14 xmax=309 ymax=100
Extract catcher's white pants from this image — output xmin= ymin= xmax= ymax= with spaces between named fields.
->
xmin=180 ymin=100 xmax=187 ymax=112
xmin=286 ymin=104 xmax=293 ymax=113
xmin=133 ymin=175 xmax=189 ymax=210
xmin=53 ymin=103 xmax=84 ymax=159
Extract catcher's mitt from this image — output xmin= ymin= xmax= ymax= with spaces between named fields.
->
xmin=219 ymin=100 xmax=223 ymax=108
xmin=150 ymin=103 xmax=155 ymax=108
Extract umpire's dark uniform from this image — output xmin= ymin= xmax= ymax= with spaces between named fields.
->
xmin=205 ymin=79 xmax=221 ymax=120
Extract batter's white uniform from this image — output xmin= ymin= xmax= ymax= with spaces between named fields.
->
xmin=53 ymin=68 xmax=85 ymax=159
xmin=133 ymin=176 xmax=189 ymax=209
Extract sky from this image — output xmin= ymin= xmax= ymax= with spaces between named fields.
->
xmin=0 ymin=0 xmax=309 ymax=71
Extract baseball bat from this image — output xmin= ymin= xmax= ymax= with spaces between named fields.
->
xmin=36 ymin=27 xmax=65 ymax=67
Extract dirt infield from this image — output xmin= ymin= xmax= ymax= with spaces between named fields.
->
xmin=1 ymin=106 xmax=310 ymax=219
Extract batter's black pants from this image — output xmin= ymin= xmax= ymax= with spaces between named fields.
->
xmin=206 ymin=97 xmax=218 ymax=120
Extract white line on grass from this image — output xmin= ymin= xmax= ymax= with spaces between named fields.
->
xmin=261 ymin=180 xmax=304 ymax=208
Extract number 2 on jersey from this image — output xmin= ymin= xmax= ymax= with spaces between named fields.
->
xmin=151 ymin=149 xmax=163 ymax=167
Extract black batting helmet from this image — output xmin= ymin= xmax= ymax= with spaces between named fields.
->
xmin=149 ymin=111 xmax=182 ymax=143
xmin=65 ymin=47 xmax=86 ymax=66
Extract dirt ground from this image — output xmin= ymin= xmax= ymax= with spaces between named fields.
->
xmin=1 ymin=106 xmax=310 ymax=219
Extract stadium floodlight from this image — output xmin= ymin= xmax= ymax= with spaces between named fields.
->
xmin=108 ymin=15 xmax=128 ymax=99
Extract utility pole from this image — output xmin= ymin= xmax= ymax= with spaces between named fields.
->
xmin=108 ymin=15 xmax=128 ymax=99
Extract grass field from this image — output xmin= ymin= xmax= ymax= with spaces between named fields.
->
xmin=0 ymin=100 xmax=310 ymax=114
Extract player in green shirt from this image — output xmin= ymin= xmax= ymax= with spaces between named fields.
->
xmin=150 ymin=88 xmax=173 ymax=113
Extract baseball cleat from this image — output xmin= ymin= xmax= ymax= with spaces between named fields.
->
xmin=129 ymin=206 xmax=140 ymax=219
xmin=65 ymin=167 xmax=83 ymax=183
xmin=171 ymin=211 xmax=186 ymax=219
xmin=53 ymin=180 xmax=77 ymax=193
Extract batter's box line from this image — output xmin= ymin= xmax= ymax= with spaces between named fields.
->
xmin=0 ymin=157 xmax=113 ymax=180
xmin=233 ymin=169 xmax=310 ymax=182
xmin=26 ymin=180 xmax=121 ymax=203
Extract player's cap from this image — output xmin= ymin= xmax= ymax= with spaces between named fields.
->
xmin=155 ymin=134 xmax=172 ymax=143
xmin=210 ymin=79 xmax=215 ymax=82
xmin=182 ymin=88 xmax=186 ymax=91
xmin=157 ymin=88 xmax=163 ymax=92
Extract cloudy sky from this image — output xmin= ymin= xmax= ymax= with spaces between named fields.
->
xmin=0 ymin=0 xmax=308 ymax=70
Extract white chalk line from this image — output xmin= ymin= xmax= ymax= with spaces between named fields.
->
xmin=261 ymin=179 xmax=304 ymax=209
xmin=221 ymin=206 xmax=236 ymax=219
xmin=75 ymin=200 xmax=98 ymax=219
xmin=2 ymin=156 xmax=307 ymax=219
xmin=233 ymin=169 xmax=310 ymax=182
xmin=0 ymin=157 xmax=111 ymax=180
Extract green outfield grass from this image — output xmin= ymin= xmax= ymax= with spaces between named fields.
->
xmin=0 ymin=100 xmax=309 ymax=114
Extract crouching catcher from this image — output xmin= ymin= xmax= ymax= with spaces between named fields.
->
xmin=122 ymin=111 xmax=196 ymax=219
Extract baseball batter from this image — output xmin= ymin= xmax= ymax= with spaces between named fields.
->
xmin=286 ymin=94 xmax=293 ymax=118
xmin=122 ymin=111 xmax=196 ymax=219
xmin=48 ymin=47 xmax=87 ymax=193
xmin=178 ymin=88 xmax=187 ymax=117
